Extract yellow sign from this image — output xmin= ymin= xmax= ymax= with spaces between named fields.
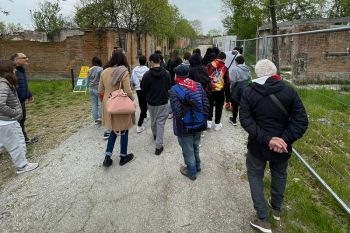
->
xmin=79 ymin=66 xmax=89 ymax=78
xmin=73 ymin=66 xmax=90 ymax=93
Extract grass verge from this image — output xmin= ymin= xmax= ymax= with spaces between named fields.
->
xmin=0 ymin=80 xmax=90 ymax=189
xmin=263 ymin=87 xmax=350 ymax=232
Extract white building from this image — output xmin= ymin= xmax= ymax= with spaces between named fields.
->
xmin=213 ymin=35 xmax=237 ymax=52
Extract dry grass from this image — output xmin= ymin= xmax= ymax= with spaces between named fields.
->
xmin=0 ymin=80 xmax=90 ymax=188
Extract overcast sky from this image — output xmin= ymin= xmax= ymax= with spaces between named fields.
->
xmin=0 ymin=0 xmax=224 ymax=34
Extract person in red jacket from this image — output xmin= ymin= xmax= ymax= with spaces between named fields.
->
xmin=206 ymin=52 xmax=230 ymax=131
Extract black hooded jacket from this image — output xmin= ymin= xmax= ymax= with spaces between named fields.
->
xmin=141 ymin=66 xmax=171 ymax=106
xmin=239 ymin=77 xmax=308 ymax=161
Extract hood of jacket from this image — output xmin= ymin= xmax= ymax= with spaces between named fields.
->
xmin=111 ymin=65 xmax=128 ymax=85
xmin=133 ymin=65 xmax=149 ymax=79
xmin=251 ymin=77 xmax=285 ymax=97
xmin=237 ymin=64 xmax=250 ymax=72
xmin=148 ymin=66 xmax=168 ymax=79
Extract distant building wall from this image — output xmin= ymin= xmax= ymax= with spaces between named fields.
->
xmin=258 ymin=18 xmax=350 ymax=83
xmin=0 ymin=29 xmax=189 ymax=79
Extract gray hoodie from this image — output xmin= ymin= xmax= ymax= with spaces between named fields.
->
xmin=229 ymin=64 xmax=251 ymax=83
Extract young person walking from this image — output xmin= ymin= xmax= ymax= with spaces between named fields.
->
xmin=170 ymin=65 xmax=209 ymax=180
xmin=141 ymin=53 xmax=171 ymax=155
xmin=206 ymin=52 xmax=230 ymax=131
xmin=131 ymin=55 xmax=149 ymax=133
xmin=0 ymin=60 xmax=39 ymax=174
xmin=229 ymin=55 xmax=251 ymax=126
xmin=87 ymin=56 xmax=103 ymax=124
xmin=99 ymin=51 xmax=135 ymax=167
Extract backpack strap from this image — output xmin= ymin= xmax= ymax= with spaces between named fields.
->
xmin=269 ymin=94 xmax=289 ymax=117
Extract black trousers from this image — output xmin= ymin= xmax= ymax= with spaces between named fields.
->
xmin=19 ymin=101 xmax=28 ymax=141
xmin=208 ymin=91 xmax=225 ymax=124
xmin=136 ymin=90 xmax=148 ymax=127
xmin=231 ymin=99 xmax=239 ymax=123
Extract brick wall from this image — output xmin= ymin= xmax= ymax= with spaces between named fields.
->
xmin=0 ymin=29 xmax=189 ymax=79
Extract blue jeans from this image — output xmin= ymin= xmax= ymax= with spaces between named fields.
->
xmin=105 ymin=130 xmax=128 ymax=156
xmin=246 ymin=152 xmax=288 ymax=219
xmin=89 ymin=88 xmax=100 ymax=121
xmin=177 ymin=133 xmax=201 ymax=177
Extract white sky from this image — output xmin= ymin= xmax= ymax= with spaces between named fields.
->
xmin=0 ymin=0 xmax=224 ymax=34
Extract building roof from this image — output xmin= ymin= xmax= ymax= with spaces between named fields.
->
xmin=259 ymin=17 xmax=350 ymax=31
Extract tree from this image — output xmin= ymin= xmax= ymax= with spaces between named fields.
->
xmin=190 ymin=19 xmax=202 ymax=36
xmin=328 ymin=0 xmax=350 ymax=17
xmin=207 ymin=29 xmax=222 ymax=37
xmin=31 ymin=0 xmax=66 ymax=40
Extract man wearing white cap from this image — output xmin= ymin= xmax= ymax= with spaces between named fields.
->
xmin=239 ymin=59 xmax=308 ymax=233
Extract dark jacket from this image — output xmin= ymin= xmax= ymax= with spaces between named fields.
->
xmin=170 ymin=82 xmax=209 ymax=136
xmin=167 ymin=57 xmax=182 ymax=86
xmin=141 ymin=66 xmax=171 ymax=106
xmin=189 ymin=65 xmax=211 ymax=92
xmin=15 ymin=66 xmax=32 ymax=103
xmin=239 ymin=78 xmax=308 ymax=161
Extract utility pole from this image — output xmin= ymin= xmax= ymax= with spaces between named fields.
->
xmin=269 ymin=0 xmax=280 ymax=73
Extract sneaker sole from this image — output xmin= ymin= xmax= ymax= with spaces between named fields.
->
xmin=119 ymin=156 xmax=136 ymax=166
xmin=16 ymin=164 xmax=39 ymax=174
xmin=250 ymin=221 xmax=272 ymax=233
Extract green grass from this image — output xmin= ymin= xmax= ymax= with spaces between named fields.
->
xmin=0 ymin=80 xmax=90 ymax=188
xmin=263 ymin=87 xmax=350 ymax=232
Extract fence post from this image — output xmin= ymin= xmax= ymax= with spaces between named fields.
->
xmin=70 ymin=69 xmax=75 ymax=90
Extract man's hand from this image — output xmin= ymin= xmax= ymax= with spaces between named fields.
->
xmin=26 ymin=96 xmax=34 ymax=103
xmin=268 ymin=137 xmax=288 ymax=153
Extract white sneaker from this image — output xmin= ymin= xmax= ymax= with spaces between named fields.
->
xmin=214 ymin=123 xmax=222 ymax=131
xmin=136 ymin=125 xmax=145 ymax=133
xmin=16 ymin=162 xmax=39 ymax=174
xmin=168 ymin=113 xmax=173 ymax=119
xmin=207 ymin=121 xmax=212 ymax=129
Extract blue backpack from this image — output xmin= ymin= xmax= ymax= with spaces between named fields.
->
xmin=173 ymin=85 xmax=207 ymax=133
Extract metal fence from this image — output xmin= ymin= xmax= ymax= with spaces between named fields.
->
xmin=236 ymin=26 xmax=350 ymax=215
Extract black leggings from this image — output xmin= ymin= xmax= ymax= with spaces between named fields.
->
xmin=136 ymin=90 xmax=148 ymax=127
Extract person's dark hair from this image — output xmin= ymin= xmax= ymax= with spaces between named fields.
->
xmin=92 ymin=56 xmax=102 ymax=67
xmin=0 ymin=60 xmax=16 ymax=86
xmin=138 ymin=55 xmax=147 ymax=65
xmin=235 ymin=55 xmax=245 ymax=64
xmin=149 ymin=53 xmax=161 ymax=64
xmin=217 ymin=52 xmax=226 ymax=60
xmin=154 ymin=50 xmax=164 ymax=63
xmin=104 ymin=51 xmax=129 ymax=69
xmin=212 ymin=47 xmax=220 ymax=56
xmin=183 ymin=52 xmax=191 ymax=61
xmin=233 ymin=46 xmax=243 ymax=54
xmin=172 ymin=50 xmax=180 ymax=58
xmin=10 ymin=53 xmax=18 ymax=61
xmin=205 ymin=48 xmax=213 ymax=55
xmin=193 ymin=48 xmax=201 ymax=55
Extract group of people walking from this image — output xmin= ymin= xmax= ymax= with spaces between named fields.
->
xmin=0 ymin=45 xmax=308 ymax=233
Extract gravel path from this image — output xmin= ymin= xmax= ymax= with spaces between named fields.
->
xmin=0 ymin=108 xmax=254 ymax=233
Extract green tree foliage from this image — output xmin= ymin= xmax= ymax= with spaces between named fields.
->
xmin=74 ymin=0 xmax=198 ymax=39
xmin=222 ymin=0 xmax=268 ymax=39
xmin=31 ymin=0 xmax=66 ymax=40
xmin=328 ymin=0 xmax=350 ymax=17
xmin=222 ymin=0 xmax=328 ymax=39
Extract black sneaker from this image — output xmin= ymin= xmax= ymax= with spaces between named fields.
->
xmin=155 ymin=146 xmax=164 ymax=155
xmin=103 ymin=132 xmax=110 ymax=140
xmin=153 ymin=135 xmax=156 ymax=141
xmin=103 ymin=155 xmax=113 ymax=167
xmin=197 ymin=167 xmax=201 ymax=173
xmin=229 ymin=117 xmax=238 ymax=126
xmin=249 ymin=216 xmax=272 ymax=233
xmin=119 ymin=153 xmax=135 ymax=166
xmin=268 ymin=197 xmax=281 ymax=220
